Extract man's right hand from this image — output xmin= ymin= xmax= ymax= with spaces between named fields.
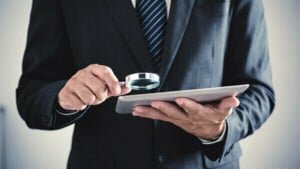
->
xmin=58 ymin=64 xmax=131 ymax=111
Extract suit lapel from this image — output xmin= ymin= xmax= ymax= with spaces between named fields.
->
xmin=104 ymin=0 xmax=154 ymax=72
xmin=104 ymin=0 xmax=196 ymax=87
xmin=158 ymin=0 xmax=195 ymax=90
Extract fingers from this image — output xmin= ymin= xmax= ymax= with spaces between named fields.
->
xmin=176 ymin=96 xmax=239 ymax=115
xmin=132 ymin=102 xmax=189 ymax=129
xmin=120 ymin=86 xmax=132 ymax=95
xmin=87 ymin=64 xmax=121 ymax=96
xmin=151 ymin=101 xmax=188 ymax=121
xmin=132 ymin=97 xmax=240 ymax=140
xmin=175 ymin=98 xmax=202 ymax=115
xmin=132 ymin=106 xmax=173 ymax=123
xmin=58 ymin=88 xmax=87 ymax=111
xmin=74 ymin=70 xmax=108 ymax=104
xmin=58 ymin=64 xmax=130 ymax=111
xmin=69 ymin=68 xmax=109 ymax=104
xmin=218 ymin=96 xmax=240 ymax=110
xmin=175 ymin=96 xmax=240 ymax=125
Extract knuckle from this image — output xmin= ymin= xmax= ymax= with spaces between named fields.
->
xmin=59 ymin=88 xmax=68 ymax=98
xmin=80 ymin=93 xmax=92 ymax=104
xmin=86 ymin=95 xmax=96 ymax=105
xmin=78 ymin=69 xmax=88 ymax=77
xmin=66 ymin=80 xmax=76 ymax=92
xmin=212 ymin=120 xmax=219 ymax=124
xmin=211 ymin=118 xmax=223 ymax=124
xmin=140 ymin=107 xmax=148 ymax=114
xmin=94 ymin=87 xmax=103 ymax=96
xmin=88 ymin=64 xmax=98 ymax=69
xmin=97 ymin=93 xmax=107 ymax=102
xmin=102 ymin=67 xmax=112 ymax=75
xmin=73 ymin=104 xmax=82 ymax=111
xmin=72 ymin=71 xmax=84 ymax=81
xmin=142 ymin=107 xmax=151 ymax=115
xmin=155 ymin=104 xmax=164 ymax=111
xmin=70 ymin=74 xmax=77 ymax=81
xmin=194 ymin=106 xmax=202 ymax=114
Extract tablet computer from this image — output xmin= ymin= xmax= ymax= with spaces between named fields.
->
xmin=115 ymin=84 xmax=249 ymax=114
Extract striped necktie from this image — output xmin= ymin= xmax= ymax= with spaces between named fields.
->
xmin=136 ymin=0 xmax=167 ymax=72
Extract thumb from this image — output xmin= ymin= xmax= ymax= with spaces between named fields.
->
xmin=108 ymin=86 xmax=131 ymax=97
xmin=218 ymin=96 xmax=240 ymax=110
xmin=119 ymin=86 xmax=132 ymax=96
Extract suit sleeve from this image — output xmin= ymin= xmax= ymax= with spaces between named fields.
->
xmin=16 ymin=0 xmax=87 ymax=130
xmin=202 ymin=0 xmax=276 ymax=161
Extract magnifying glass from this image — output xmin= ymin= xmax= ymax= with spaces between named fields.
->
xmin=120 ymin=72 xmax=160 ymax=90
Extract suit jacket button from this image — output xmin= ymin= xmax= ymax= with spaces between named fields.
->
xmin=158 ymin=154 xmax=166 ymax=163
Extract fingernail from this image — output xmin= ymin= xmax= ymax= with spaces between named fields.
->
xmin=132 ymin=111 xmax=139 ymax=116
xmin=151 ymin=102 xmax=160 ymax=109
xmin=134 ymin=107 xmax=143 ymax=113
xmin=176 ymin=99 xmax=183 ymax=106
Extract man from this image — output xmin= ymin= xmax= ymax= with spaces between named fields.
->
xmin=16 ymin=0 xmax=275 ymax=169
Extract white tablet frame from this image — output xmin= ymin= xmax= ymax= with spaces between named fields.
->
xmin=115 ymin=84 xmax=249 ymax=114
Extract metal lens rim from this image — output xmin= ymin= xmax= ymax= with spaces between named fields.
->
xmin=125 ymin=72 xmax=160 ymax=90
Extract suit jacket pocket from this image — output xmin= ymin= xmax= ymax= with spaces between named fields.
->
xmin=67 ymin=147 xmax=115 ymax=169
xmin=203 ymin=143 xmax=242 ymax=169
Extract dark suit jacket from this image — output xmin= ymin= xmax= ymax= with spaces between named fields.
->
xmin=17 ymin=0 xmax=275 ymax=169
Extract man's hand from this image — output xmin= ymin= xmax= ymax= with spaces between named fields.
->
xmin=132 ymin=96 xmax=239 ymax=140
xmin=58 ymin=64 xmax=131 ymax=111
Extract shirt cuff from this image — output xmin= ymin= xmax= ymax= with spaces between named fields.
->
xmin=56 ymin=109 xmax=80 ymax=116
xmin=199 ymin=123 xmax=227 ymax=145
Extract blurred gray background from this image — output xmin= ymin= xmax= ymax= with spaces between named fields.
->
xmin=0 ymin=0 xmax=299 ymax=169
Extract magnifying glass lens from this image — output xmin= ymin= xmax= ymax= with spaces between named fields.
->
xmin=127 ymin=78 xmax=159 ymax=90
xmin=122 ymin=73 xmax=160 ymax=90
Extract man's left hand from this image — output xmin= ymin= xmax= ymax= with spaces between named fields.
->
xmin=132 ymin=96 xmax=239 ymax=140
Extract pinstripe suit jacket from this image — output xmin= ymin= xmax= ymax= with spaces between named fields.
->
xmin=17 ymin=0 xmax=275 ymax=168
